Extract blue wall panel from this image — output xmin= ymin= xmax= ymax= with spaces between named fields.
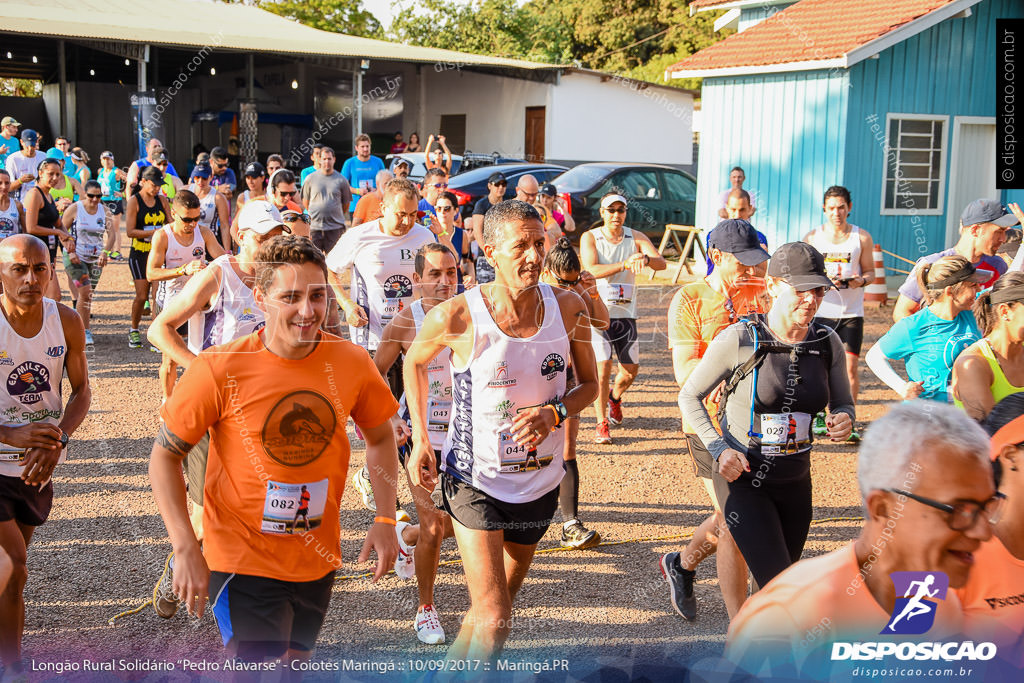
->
xmin=844 ymin=0 xmax=1024 ymax=270
xmin=695 ymin=70 xmax=849 ymax=249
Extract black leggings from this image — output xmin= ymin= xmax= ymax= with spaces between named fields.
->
xmin=724 ymin=466 xmax=812 ymax=589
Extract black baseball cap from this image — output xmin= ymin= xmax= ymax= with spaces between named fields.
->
xmin=488 ymin=172 xmax=507 ymax=185
xmin=766 ymin=242 xmax=834 ymax=291
xmin=140 ymin=165 xmax=164 ymax=185
xmin=707 ymin=219 xmax=770 ymax=266
xmin=539 ymin=183 xmax=557 ymax=197
xmin=244 ymin=161 xmax=266 ymax=177
xmin=961 ymin=199 xmax=1020 ymax=228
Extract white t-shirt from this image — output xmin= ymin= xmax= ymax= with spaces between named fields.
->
xmin=325 ymin=220 xmax=435 ymax=351
xmin=5 ymin=151 xmax=41 ymax=200
xmin=807 ymin=224 xmax=864 ymax=319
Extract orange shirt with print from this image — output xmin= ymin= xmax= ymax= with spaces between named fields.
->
xmin=667 ymin=278 xmax=766 ymax=433
xmin=353 ymin=190 xmax=384 ymax=226
xmin=956 ymin=535 xmax=1024 ymax=655
xmin=161 ymin=331 xmax=398 ymax=583
xmin=727 ymin=543 xmax=965 ymax=676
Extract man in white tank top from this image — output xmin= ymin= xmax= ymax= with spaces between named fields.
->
xmin=803 ymin=186 xmax=875 ymax=418
xmin=146 ymin=200 xmax=291 ymax=620
xmin=403 ymin=200 xmax=600 ymax=661
xmin=146 ymin=190 xmax=226 ymax=403
xmin=373 ymin=243 xmax=459 ymax=644
xmin=0 ymin=234 xmax=91 ymax=680
xmin=59 ymin=180 xmax=116 ymax=348
xmin=580 ymin=193 xmax=666 ymax=444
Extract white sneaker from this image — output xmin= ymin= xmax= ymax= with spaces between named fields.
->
xmin=352 ymin=465 xmax=376 ymax=511
xmin=84 ymin=329 xmax=95 ymax=346
xmin=394 ymin=520 xmax=416 ymax=580
xmin=415 ymin=604 xmax=446 ymax=644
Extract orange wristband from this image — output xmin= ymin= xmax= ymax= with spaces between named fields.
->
xmin=545 ymin=404 xmax=561 ymax=429
xmin=374 ymin=516 xmax=397 ymax=526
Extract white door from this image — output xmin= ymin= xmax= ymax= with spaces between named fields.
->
xmin=946 ymin=117 xmax=997 ymax=244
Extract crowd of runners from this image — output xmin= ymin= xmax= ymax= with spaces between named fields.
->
xmin=0 ymin=111 xmax=1023 ymax=680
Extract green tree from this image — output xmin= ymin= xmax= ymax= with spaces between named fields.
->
xmin=223 ymin=0 xmax=383 ymax=38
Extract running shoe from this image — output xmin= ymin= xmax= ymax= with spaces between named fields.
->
xmin=415 ymin=604 xmax=446 ymax=645
xmin=594 ymin=420 xmax=612 ymax=444
xmin=143 ymin=300 xmax=151 ymax=315
xmin=128 ymin=330 xmax=142 ymax=349
xmin=608 ymin=395 xmax=623 ymax=425
xmin=812 ymin=412 xmax=828 ymax=436
xmin=150 ymin=344 xmax=161 ymax=353
xmin=561 ymin=521 xmax=601 ymax=550
xmin=352 ymin=465 xmax=376 ymax=511
xmin=397 ymin=509 xmax=411 ymax=524
xmin=847 ymin=428 xmax=861 ymax=443
xmin=84 ymin=329 xmax=94 ymax=345
xmin=660 ymin=552 xmax=697 ymax=621
xmin=394 ymin=521 xmax=416 ymax=580
xmin=152 ymin=552 xmax=181 ymax=619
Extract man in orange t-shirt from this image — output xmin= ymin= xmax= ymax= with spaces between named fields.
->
xmin=352 ymin=169 xmax=392 ymax=226
xmin=957 ymin=401 xmax=1024 ymax=663
xmin=661 ymin=219 xmax=768 ymax=622
xmin=726 ymin=402 xmax=998 ymax=679
xmin=149 ymin=234 xmax=399 ymax=666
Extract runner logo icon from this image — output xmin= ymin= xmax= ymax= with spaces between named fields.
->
xmin=882 ymin=571 xmax=949 ymax=635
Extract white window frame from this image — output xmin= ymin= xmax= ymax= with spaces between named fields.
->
xmin=879 ymin=113 xmax=949 ymax=217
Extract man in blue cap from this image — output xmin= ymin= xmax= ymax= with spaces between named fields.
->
xmin=662 ymin=218 xmax=769 ymax=623
xmin=3 ymin=129 xmax=42 ymax=201
xmin=893 ymin=198 xmax=1020 ymax=322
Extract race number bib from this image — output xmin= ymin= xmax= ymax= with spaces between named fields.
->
xmin=381 ymin=297 xmax=403 ymax=327
xmin=427 ymin=398 xmax=452 ymax=433
xmin=759 ymin=412 xmax=812 ymax=455
xmin=598 ymin=280 xmax=634 ymax=306
xmin=0 ymin=448 xmax=24 ymax=463
xmin=261 ymin=478 xmax=328 ymax=535
xmin=498 ymin=430 xmax=550 ymax=473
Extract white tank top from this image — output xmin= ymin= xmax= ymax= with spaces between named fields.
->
xmin=0 ymin=198 xmax=20 ymax=239
xmin=157 ymin=224 xmax=206 ymax=307
xmin=191 ymin=184 xmax=220 ymax=233
xmin=0 ymin=298 xmax=67 ymax=477
xmin=808 ymin=224 xmax=864 ymax=318
xmin=442 ymin=284 xmax=568 ymax=503
xmin=592 ymin=227 xmax=639 ymax=319
xmin=70 ymin=200 xmax=107 ymax=263
xmin=397 ymin=300 xmax=453 ymax=452
xmin=188 ymin=255 xmax=265 ymax=354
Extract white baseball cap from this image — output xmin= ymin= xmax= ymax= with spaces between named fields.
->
xmin=238 ymin=200 xmax=289 ymax=235
xmin=600 ymin=194 xmax=628 ymax=209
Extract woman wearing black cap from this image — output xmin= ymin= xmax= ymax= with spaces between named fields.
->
xmin=679 ymin=242 xmax=854 ymax=589
xmin=952 ymin=272 xmax=1024 ymax=420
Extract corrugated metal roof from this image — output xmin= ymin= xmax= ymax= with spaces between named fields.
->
xmin=668 ymin=0 xmax=974 ymax=76
xmin=0 ymin=0 xmax=554 ymax=70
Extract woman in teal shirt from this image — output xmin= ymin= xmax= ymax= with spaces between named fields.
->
xmin=866 ymin=255 xmax=985 ymax=402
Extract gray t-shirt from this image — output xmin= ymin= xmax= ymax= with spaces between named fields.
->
xmin=680 ymin=319 xmax=854 ymax=462
xmin=301 ymin=171 xmax=352 ymax=232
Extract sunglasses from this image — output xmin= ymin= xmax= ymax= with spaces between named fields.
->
xmin=887 ymin=488 xmax=1006 ymax=531
xmin=555 ymin=275 xmax=580 ymax=288
xmin=277 ymin=190 xmax=297 ymax=197
xmin=179 ymin=216 xmax=201 ymax=224
xmin=604 ymin=207 xmax=626 ymax=214
xmin=86 ymin=193 xmax=102 ymax=199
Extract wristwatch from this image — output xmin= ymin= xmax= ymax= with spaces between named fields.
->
xmin=548 ymin=400 xmax=569 ymax=426
xmin=59 ymin=431 xmax=69 ymax=448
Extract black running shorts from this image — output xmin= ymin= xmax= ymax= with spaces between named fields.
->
xmin=128 ymin=248 xmax=149 ymax=281
xmin=813 ymin=316 xmax=864 ymax=356
xmin=0 ymin=475 xmax=54 ymax=526
xmin=599 ymin=318 xmax=639 ymax=366
xmin=441 ymin=472 xmax=559 ymax=546
xmin=209 ymin=570 xmax=335 ymax=660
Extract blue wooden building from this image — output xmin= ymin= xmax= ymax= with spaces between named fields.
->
xmin=670 ymin=0 xmax=1024 ymax=269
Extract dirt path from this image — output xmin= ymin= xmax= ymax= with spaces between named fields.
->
xmin=19 ymin=260 xmax=900 ymax=680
